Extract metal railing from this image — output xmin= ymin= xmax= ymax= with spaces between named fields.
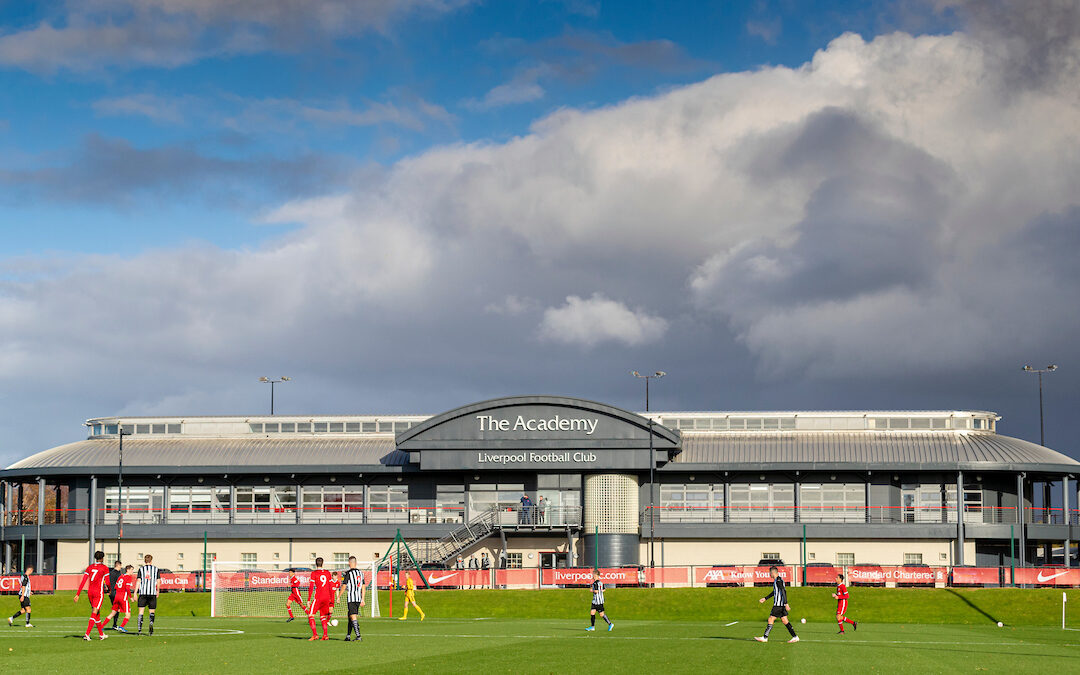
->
xmin=642 ymin=505 xmax=1034 ymax=525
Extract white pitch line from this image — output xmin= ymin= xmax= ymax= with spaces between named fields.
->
xmin=724 ymin=621 xmax=739 ymax=627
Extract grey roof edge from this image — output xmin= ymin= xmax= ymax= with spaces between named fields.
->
xmin=394 ymin=394 xmax=680 ymax=446
xmin=661 ymin=462 xmax=1079 ymax=474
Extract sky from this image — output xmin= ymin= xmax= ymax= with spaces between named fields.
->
xmin=0 ymin=0 xmax=1078 ymax=466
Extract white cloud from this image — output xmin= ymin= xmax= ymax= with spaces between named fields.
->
xmin=464 ymin=67 xmax=547 ymax=110
xmin=538 ymin=294 xmax=668 ymax=347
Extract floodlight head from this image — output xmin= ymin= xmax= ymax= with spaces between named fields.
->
xmin=630 ymin=370 xmax=641 ymax=377
xmin=1048 ymin=365 xmax=1058 ymax=371
xmin=259 ymin=376 xmax=269 ymax=382
xmin=281 ymin=376 xmax=292 ymax=381
xmin=655 ymin=371 xmax=666 ymax=378
xmin=1022 ymin=366 xmax=1032 ymax=372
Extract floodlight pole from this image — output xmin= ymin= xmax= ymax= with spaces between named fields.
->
xmin=117 ymin=426 xmax=130 ymax=560
xmin=259 ymin=376 xmax=291 ymax=415
xmin=631 ymin=370 xmax=665 ymax=569
xmin=1022 ymin=365 xmax=1057 ymax=447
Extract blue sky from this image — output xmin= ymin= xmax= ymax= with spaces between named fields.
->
xmin=0 ymin=0 xmax=960 ymax=256
xmin=0 ymin=0 xmax=1078 ymax=464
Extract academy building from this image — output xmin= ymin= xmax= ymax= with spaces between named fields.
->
xmin=2 ymin=396 xmax=1078 ymax=574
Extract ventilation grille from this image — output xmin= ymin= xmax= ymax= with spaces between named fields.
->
xmin=584 ymin=473 xmax=639 ymax=533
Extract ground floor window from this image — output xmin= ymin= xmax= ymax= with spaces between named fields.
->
xmin=903 ymin=553 xmax=923 ymax=565
xmin=836 ymin=552 xmax=855 ymax=566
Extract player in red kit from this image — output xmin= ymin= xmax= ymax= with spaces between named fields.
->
xmin=832 ymin=573 xmax=857 ymax=634
xmin=73 ymin=551 xmax=112 ymax=641
xmin=101 ymin=565 xmax=135 ymax=632
xmin=285 ymin=569 xmax=304 ymax=622
xmin=307 ymin=557 xmax=334 ymax=641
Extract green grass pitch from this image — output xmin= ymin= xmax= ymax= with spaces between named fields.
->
xmin=2 ymin=588 xmax=1078 ymax=673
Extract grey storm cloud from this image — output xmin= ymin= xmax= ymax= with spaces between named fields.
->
xmin=0 ymin=133 xmax=351 ymax=206
xmin=2 ymin=15 xmax=1080 ymax=465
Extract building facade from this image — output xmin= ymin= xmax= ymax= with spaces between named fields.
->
xmin=2 ymin=396 xmax=1078 ymax=575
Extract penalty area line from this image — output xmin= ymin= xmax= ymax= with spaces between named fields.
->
xmin=724 ymin=621 xmax=739 ymax=627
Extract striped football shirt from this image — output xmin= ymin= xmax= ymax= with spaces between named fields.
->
xmin=137 ymin=564 xmax=160 ymax=596
xmin=591 ymin=579 xmax=605 ymax=605
xmin=342 ymin=567 xmax=366 ymax=603
xmin=766 ymin=575 xmax=787 ymax=607
xmin=19 ymin=574 xmax=30 ymax=599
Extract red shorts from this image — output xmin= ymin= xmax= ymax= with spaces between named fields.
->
xmin=87 ymin=594 xmax=105 ymax=612
xmin=837 ymin=600 xmax=847 ymax=616
xmin=112 ymin=598 xmax=129 ymax=614
xmin=309 ymin=599 xmax=332 ymax=616
xmin=288 ymin=592 xmax=303 ymax=604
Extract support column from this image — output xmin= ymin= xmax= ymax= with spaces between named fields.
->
xmin=865 ymin=477 xmax=871 ymax=523
xmin=1063 ymin=475 xmax=1071 ymax=568
xmin=88 ymin=476 xmax=97 ymax=563
xmin=296 ymin=483 xmax=304 ymax=525
xmin=793 ymin=475 xmax=800 ymax=523
xmin=1 ymin=481 xmax=7 ymax=572
xmin=161 ymin=483 xmax=169 ymax=525
xmin=956 ymin=471 xmax=964 ymax=566
xmin=36 ymin=478 xmax=45 ymax=572
xmin=723 ymin=481 xmax=730 ymax=524
xmin=229 ymin=483 xmax=236 ymax=526
xmin=1016 ymin=473 xmax=1026 ymax=569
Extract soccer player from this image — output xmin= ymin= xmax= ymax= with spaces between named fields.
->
xmin=135 ymin=554 xmax=160 ymax=636
xmin=307 ymin=557 xmax=334 ymax=641
xmin=107 ymin=560 xmax=123 ymax=628
xmin=398 ymin=574 xmax=425 ymax=621
xmin=101 ymin=565 xmax=135 ymax=632
xmin=755 ymin=566 xmax=799 ymax=643
xmin=285 ymin=568 xmax=304 ymax=622
xmin=74 ymin=550 xmax=111 ymax=641
xmin=8 ymin=565 xmax=34 ymax=628
xmin=340 ymin=556 xmax=365 ymax=642
xmin=833 ymin=573 xmax=858 ymax=634
xmin=585 ymin=569 xmax=613 ymax=632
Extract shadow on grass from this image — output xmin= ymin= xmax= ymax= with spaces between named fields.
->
xmin=945 ymin=589 xmax=1000 ymax=624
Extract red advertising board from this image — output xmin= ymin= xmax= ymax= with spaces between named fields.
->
xmin=1012 ymin=568 xmax=1080 ymax=586
xmin=494 ymin=568 xmax=540 ymax=589
xmin=694 ymin=566 xmax=793 ymax=585
xmin=397 ymin=570 xmax=492 ymax=588
xmin=159 ymin=573 xmax=199 ymax=590
xmin=802 ymin=566 xmax=841 ymax=585
xmin=541 ymin=568 xmax=639 ymax=586
xmin=0 ymin=575 xmax=55 ymax=592
xmin=951 ymin=567 xmax=1000 ymax=585
xmin=248 ymin=572 xmax=310 ymax=589
xmin=642 ymin=566 xmax=690 ymax=585
xmin=848 ymin=566 xmax=946 ymax=585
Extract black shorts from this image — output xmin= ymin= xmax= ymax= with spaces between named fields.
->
xmin=591 ymin=603 xmax=605 ymax=612
xmin=20 ymin=598 xmax=31 ymax=609
xmin=347 ymin=601 xmax=362 ymax=616
xmin=769 ymin=606 xmax=788 ymax=618
xmin=138 ymin=595 xmax=158 ymax=610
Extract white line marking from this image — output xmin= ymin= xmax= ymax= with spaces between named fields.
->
xmin=724 ymin=621 xmax=739 ymax=627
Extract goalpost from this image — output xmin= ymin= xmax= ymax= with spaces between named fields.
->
xmin=210 ymin=558 xmax=388 ymax=619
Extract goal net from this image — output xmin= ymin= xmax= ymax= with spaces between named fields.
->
xmin=210 ymin=559 xmax=385 ymax=619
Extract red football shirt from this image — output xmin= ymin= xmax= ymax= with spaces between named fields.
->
xmin=308 ymin=569 xmax=333 ymax=602
xmin=836 ymin=583 xmax=849 ymax=600
xmin=290 ymin=575 xmax=301 ymax=591
xmin=77 ymin=563 xmax=111 ymax=596
xmin=114 ymin=575 xmax=134 ymax=603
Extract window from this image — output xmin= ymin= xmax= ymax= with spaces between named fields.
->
xmin=168 ymin=486 xmax=230 ymax=523
xmin=333 ymin=553 xmax=349 ymax=567
xmin=296 ymin=422 xmax=311 ymax=433
xmin=302 ymin=485 xmax=364 ymax=523
xmin=177 ymin=563 xmax=184 ymax=571
xmin=280 ymin=422 xmax=296 ymax=433
xmin=152 ymin=424 xmax=166 ymax=434
xmin=902 ymin=482 xmax=950 ymax=523
xmin=368 ymin=485 xmax=408 ymax=523
xmin=103 ymin=486 xmax=165 ymax=524
xmin=436 ymin=485 xmax=465 ymax=523
xmin=378 ymin=421 xmax=394 ymax=432
xmin=836 ymin=553 xmax=855 ymax=566
xmin=263 ymin=422 xmax=279 ymax=433
xmin=346 ymin=422 xmax=361 ymax=432
xmin=203 ymin=553 xmax=216 ymax=569
xmin=904 ymin=553 xmax=923 ymax=565
xmin=799 ymin=483 xmax=865 ymax=523
xmin=506 ymin=553 xmax=523 ymax=569
xmin=136 ymin=424 xmax=150 ymax=434
xmin=241 ymin=553 xmax=257 ymax=570
xmin=807 ymin=552 xmax=816 ymax=560
xmin=329 ymin=422 xmax=343 ymax=433
xmin=106 ymin=553 xmax=119 ymax=566
xmin=761 ymin=552 xmax=780 ymax=560
xmin=939 ymin=552 xmax=948 ymax=561
xmin=234 ymin=486 xmax=296 ymax=522
xmin=660 ymin=483 xmax=724 ymax=522
xmin=167 ymin=424 xmax=181 ymax=434
xmin=729 ymin=483 xmax=795 ymax=522
xmin=362 ymin=422 xmax=376 ymax=432
xmin=249 ymin=423 xmax=263 ymax=433
xmin=313 ymin=422 xmax=328 ymax=433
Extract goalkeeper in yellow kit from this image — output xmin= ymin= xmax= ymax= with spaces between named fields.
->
xmin=398 ymin=576 xmax=425 ymax=621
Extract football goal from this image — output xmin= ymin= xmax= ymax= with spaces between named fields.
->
xmin=210 ymin=558 xmax=385 ymax=618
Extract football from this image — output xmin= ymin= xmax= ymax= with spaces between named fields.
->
xmin=330 ymin=619 xmax=339 ymax=627
xmin=997 ymin=622 xmax=1003 ymax=628
xmin=800 ymin=618 xmax=806 ymax=624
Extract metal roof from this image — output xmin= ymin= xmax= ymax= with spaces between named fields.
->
xmin=3 ymin=437 xmax=405 ymax=476
xmin=673 ymin=431 xmax=1080 ymax=472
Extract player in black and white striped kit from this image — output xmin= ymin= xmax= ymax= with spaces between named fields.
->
xmin=755 ymin=566 xmax=798 ymax=643
xmin=136 ymin=554 xmax=160 ymax=636
xmin=585 ymin=569 xmax=613 ymax=632
xmin=8 ymin=565 xmax=33 ymax=628
xmin=339 ymin=556 xmax=366 ymax=642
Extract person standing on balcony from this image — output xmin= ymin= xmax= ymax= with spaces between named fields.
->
xmin=538 ymin=496 xmax=547 ymax=525
xmin=480 ymin=552 xmax=491 ymax=588
xmin=519 ymin=494 xmax=531 ymax=525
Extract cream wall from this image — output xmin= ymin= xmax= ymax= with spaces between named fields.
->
xmin=643 ymin=539 xmax=968 ymax=567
